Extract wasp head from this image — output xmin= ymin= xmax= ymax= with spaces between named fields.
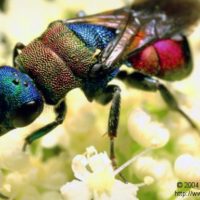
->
xmin=0 ymin=66 xmax=44 ymax=135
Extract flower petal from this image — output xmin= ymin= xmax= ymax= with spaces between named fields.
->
xmin=128 ymin=109 xmax=169 ymax=148
xmin=72 ymin=155 xmax=90 ymax=180
xmin=85 ymin=146 xmax=98 ymax=157
xmin=88 ymin=152 xmax=112 ymax=172
xmin=174 ymin=154 xmax=200 ymax=184
xmin=86 ymin=167 xmax=115 ymax=194
xmin=133 ymin=156 xmax=172 ymax=181
xmin=60 ymin=180 xmax=92 ymax=200
xmin=109 ymin=180 xmax=139 ymax=200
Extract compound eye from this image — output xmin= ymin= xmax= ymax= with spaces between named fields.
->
xmin=11 ymin=100 xmax=43 ymax=127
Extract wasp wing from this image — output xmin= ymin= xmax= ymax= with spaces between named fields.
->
xmin=126 ymin=0 xmax=200 ymax=58
xmin=132 ymin=0 xmax=200 ymax=35
xmin=65 ymin=8 xmax=128 ymax=29
xmin=65 ymin=0 xmax=200 ymax=37
xmin=65 ymin=7 xmax=140 ymax=70
xmin=64 ymin=0 xmax=200 ymax=71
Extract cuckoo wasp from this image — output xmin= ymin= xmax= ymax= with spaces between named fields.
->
xmin=0 ymin=0 xmax=200 ymax=164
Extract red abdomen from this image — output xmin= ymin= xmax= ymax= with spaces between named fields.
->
xmin=129 ymin=35 xmax=192 ymax=81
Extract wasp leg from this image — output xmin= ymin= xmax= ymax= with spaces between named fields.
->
xmin=13 ymin=42 xmax=25 ymax=67
xmin=94 ymin=85 xmax=121 ymax=167
xmin=23 ymin=99 xmax=67 ymax=150
xmin=117 ymin=71 xmax=200 ymax=133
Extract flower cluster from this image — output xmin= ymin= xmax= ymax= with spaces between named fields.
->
xmin=0 ymin=0 xmax=200 ymax=200
xmin=128 ymin=108 xmax=170 ymax=148
xmin=60 ymin=146 xmax=154 ymax=200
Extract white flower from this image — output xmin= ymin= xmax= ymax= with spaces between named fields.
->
xmin=128 ymin=109 xmax=170 ymax=148
xmin=0 ymin=131 xmax=30 ymax=171
xmin=175 ymin=133 xmax=200 ymax=155
xmin=157 ymin=178 xmax=177 ymax=200
xmin=41 ymin=126 xmax=70 ymax=149
xmin=133 ymin=156 xmax=172 ymax=181
xmin=60 ymin=146 xmax=153 ymax=200
xmin=133 ymin=156 xmax=178 ymax=199
xmin=174 ymin=154 xmax=200 ymax=185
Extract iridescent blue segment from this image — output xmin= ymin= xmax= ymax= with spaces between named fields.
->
xmin=67 ymin=23 xmax=115 ymax=50
xmin=67 ymin=24 xmax=119 ymax=93
xmin=0 ymin=66 xmax=43 ymax=134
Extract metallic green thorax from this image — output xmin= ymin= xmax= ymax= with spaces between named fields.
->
xmin=16 ymin=21 xmax=97 ymax=105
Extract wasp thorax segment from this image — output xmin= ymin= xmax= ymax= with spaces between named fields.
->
xmin=15 ymin=21 xmax=101 ymax=105
xmin=129 ymin=37 xmax=192 ymax=81
xmin=41 ymin=21 xmax=97 ymax=77
xmin=15 ymin=39 xmax=81 ymax=105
